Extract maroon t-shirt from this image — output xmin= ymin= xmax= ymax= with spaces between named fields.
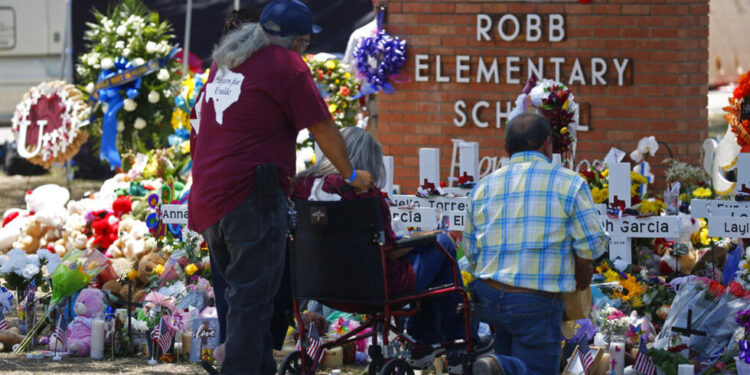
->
xmin=293 ymin=175 xmax=416 ymax=297
xmin=189 ymin=45 xmax=331 ymax=233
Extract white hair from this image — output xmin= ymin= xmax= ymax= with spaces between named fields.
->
xmin=212 ymin=21 xmax=301 ymax=70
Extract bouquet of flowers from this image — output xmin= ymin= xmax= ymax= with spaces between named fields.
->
xmin=596 ymin=305 xmax=635 ymax=338
xmin=305 ymin=55 xmax=360 ymax=128
xmin=509 ymin=75 xmax=579 ymax=155
xmin=580 ymin=165 xmax=608 ymax=204
xmin=724 ymin=71 xmax=750 ymax=153
xmin=122 ymin=142 xmax=191 ymax=182
xmin=0 ymin=248 xmax=60 ymax=293
xmin=76 ymin=0 xmax=181 ymax=166
xmin=170 ymin=69 xmax=209 ymax=132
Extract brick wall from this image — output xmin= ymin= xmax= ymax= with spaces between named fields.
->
xmin=376 ymin=0 xmax=709 ymax=192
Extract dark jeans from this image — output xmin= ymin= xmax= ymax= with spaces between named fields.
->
xmin=470 ymin=279 xmax=564 ymax=375
xmin=406 ymin=233 xmax=475 ymax=345
xmin=211 ymin=243 xmax=292 ymax=350
xmin=202 ymin=188 xmax=287 ymax=375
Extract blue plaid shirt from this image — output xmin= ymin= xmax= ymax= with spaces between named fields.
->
xmin=464 ymin=151 xmax=607 ymax=293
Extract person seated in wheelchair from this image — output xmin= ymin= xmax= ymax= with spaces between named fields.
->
xmin=293 ymin=127 xmax=492 ymax=370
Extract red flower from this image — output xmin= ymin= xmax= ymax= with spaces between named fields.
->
xmin=708 ymin=280 xmax=726 ymax=298
xmin=339 ymin=86 xmax=351 ymax=97
xmin=316 ymin=70 xmax=324 ymax=80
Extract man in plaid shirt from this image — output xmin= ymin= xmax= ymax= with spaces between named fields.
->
xmin=465 ymin=113 xmax=606 ymax=375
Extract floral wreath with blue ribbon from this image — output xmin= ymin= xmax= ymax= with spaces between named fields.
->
xmin=352 ymin=8 xmax=409 ymax=99
xmin=90 ymin=47 xmax=179 ymax=169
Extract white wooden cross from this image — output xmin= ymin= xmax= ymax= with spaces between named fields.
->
xmin=699 ymin=154 xmax=750 ymax=238
xmin=597 ymin=162 xmax=680 ymax=265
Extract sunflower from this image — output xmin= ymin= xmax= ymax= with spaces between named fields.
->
xmin=614 ymin=275 xmax=644 ymax=301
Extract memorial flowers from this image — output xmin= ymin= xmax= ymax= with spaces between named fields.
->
xmin=76 ymin=0 xmax=181 ymax=166
xmin=725 ymin=71 xmax=750 ymax=153
xmin=305 ymin=55 xmax=360 ymax=128
xmin=0 ymin=248 xmax=60 ymax=292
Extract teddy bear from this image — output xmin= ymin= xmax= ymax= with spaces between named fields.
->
xmin=106 ymin=217 xmax=149 ymax=259
xmin=52 ymin=213 xmax=88 ymax=258
xmin=90 ymin=210 xmax=119 ymax=251
xmin=0 ymin=209 xmax=32 ymax=252
xmin=51 ymin=288 xmax=105 ymax=356
xmin=12 ymin=218 xmax=44 ymax=254
xmin=137 ymin=252 xmax=167 ymax=284
xmin=0 ymin=328 xmax=24 ymax=352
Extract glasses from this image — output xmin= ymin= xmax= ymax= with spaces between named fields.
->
xmin=297 ymin=37 xmax=311 ymax=52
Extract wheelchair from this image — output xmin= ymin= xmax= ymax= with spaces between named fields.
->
xmin=279 ymin=197 xmax=476 ymax=375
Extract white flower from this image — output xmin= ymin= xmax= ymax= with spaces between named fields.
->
xmin=157 ymin=41 xmax=171 ymax=55
xmin=157 ymin=69 xmax=170 ymax=81
xmin=100 ymin=57 xmax=114 ymax=70
xmin=158 ymin=281 xmax=186 ymax=298
xmin=85 ymin=82 xmax=95 ymax=93
xmin=162 ymin=89 xmax=172 ymax=98
xmin=86 ymin=53 xmax=99 ymax=66
xmin=46 ymin=255 xmax=61 ymax=274
xmin=117 ymin=121 xmax=125 ymax=132
xmin=21 ymin=263 xmax=39 ymax=279
xmin=27 ymin=254 xmax=39 ymax=268
xmin=147 ymin=91 xmax=160 ymax=103
xmin=7 ymin=248 xmax=26 ymax=260
xmin=134 ymin=117 xmax=147 ymax=129
xmin=132 ymin=319 xmax=149 ymax=332
xmin=146 ymin=41 xmax=158 ymax=54
xmin=36 ymin=248 xmax=51 ymax=261
xmin=123 ymin=98 xmax=137 ymax=112
xmin=114 ymin=40 xmax=125 ymax=50
xmin=122 ymin=48 xmax=131 ymax=57
xmin=132 ymin=57 xmax=145 ymax=66
xmin=116 ymin=24 xmax=127 ymax=36
xmin=0 ymin=255 xmax=10 ymax=274
xmin=76 ymin=65 xmax=88 ymax=77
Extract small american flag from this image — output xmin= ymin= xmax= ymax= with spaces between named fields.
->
xmin=633 ymin=335 xmax=657 ymax=375
xmin=306 ymin=323 xmax=324 ymax=364
xmin=0 ymin=310 xmax=8 ymax=331
xmin=53 ymin=312 xmax=68 ymax=349
xmin=25 ymin=281 xmax=36 ymax=310
xmin=577 ymin=337 xmax=595 ymax=374
xmin=152 ymin=316 xmax=174 ymax=355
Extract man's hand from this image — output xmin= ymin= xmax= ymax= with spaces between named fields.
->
xmin=349 ymin=170 xmax=373 ymax=192
xmin=574 ymin=256 xmax=593 ymax=291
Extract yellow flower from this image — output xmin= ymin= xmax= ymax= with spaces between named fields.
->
xmin=560 ymin=127 xmax=568 ymax=135
xmin=153 ymin=264 xmax=164 ymax=275
xmin=692 ymin=187 xmax=712 ymax=198
xmin=614 ymin=274 xmax=644 ymax=301
xmin=328 ymin=103 xmax=338 ymax=113
xmin=180 ymin=140 xmax=190 ymax=155
xmin=127 ymin=269 xmax=140 ymax=281
xmin=143 ymin=158 xmax=158 ymax=179
xmin=185 ymin=264 xmax=198 ymax=276
xmin=603 ymin=269 xmax=620 ymax=283
xmin=324 ymin=60 xmax=337 ymax=70
xmin=461 ymin=271 xmax=473 ymax=298
xmin=631 ymin=171 xmax=648 ymax=185
xmin=592 ymin=187 xmax=609 ymax=204
xmin=562 ymin=100 xmax=570 ymax=111
xmin=641 ymin=199 xmax=665 ymax=214
xmin=596 ymin=263 xmax=610 ymax=274
xmin=171 ymin=109 xmax=188 ymax=130
xmin=345 ymin=73 xmax=351 ymax=78
xmin=335 ymin=79 xmax=340 ymax=84
xmin=601 ymin=169 xmax=609 ymax=178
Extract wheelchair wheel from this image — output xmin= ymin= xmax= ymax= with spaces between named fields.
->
xmin=367 ymin=345 xmax=385 ymax=375
xmin=379 ymin=358 xmax=414 ymax=375
xmin=279 ymin=350 xmax=312 ymax=375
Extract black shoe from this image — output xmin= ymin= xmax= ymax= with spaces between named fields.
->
xmin=473 ymin=335 xmax=494 ymax=355
xmin=201 ymin=360 xmax=219 ymax=375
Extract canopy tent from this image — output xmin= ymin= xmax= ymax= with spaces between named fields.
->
xmin=708 ymin=0 xmax=750 ymax=87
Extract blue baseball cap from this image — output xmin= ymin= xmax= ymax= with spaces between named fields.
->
xmin=260 ymin=0 xmax=322 ymax=37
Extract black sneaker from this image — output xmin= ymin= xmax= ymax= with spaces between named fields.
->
xmin=472 ymin=354 xmax=504 ymax=375
xmin=407 ymin=347 xmax=446 ymax=369
xmin=473 ymin=335 xmax=494 ymax=355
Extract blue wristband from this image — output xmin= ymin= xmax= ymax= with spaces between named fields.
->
xmin=347 ymin=169 xmax=357 ymax=183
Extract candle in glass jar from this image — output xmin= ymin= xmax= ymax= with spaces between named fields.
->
xmin=609 ymin=341 xmax=625 ymax=375
xmin=90 ymin=318 xmax=105 ymax=359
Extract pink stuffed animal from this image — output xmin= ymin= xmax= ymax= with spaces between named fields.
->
xmin=65 ymin=288 xmax=104 ymax=356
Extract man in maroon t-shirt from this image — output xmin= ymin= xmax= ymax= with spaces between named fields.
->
xmin=189 ymin=1 xmax=372 ymax=373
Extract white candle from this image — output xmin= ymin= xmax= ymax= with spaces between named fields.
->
xmin=90 ymin=318 xmax=105 ymax=359
xmin=677 ymin=364 xmax=693 ymax=375
xmin=609 ymin=341 xmax=625 ymax=375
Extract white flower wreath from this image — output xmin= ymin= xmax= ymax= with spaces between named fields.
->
xmin=11 ymin=81 xmax=91 ymax=168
